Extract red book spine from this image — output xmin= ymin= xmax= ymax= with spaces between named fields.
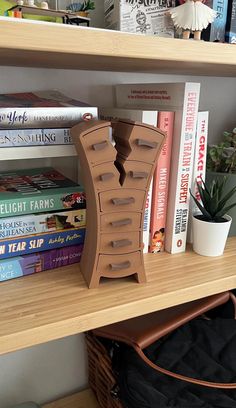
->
xmin=149 ymin=111 xmax=174 ymax=253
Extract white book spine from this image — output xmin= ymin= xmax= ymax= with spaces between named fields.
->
xmin=0 ymin=107 xmax=98 ymax=128
xmin=165 ymin=83 xmax=200 ymax=253
xmin=187 ymin=111 xmax=209 ymax=243
xmin=0 ymin=128 xmax=72 ymax=146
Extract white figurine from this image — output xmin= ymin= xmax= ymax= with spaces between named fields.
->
xmin=169 ymin=0 xmax=217 ymax=40
xmin=40 ymin=1 xmax=49 ymax=8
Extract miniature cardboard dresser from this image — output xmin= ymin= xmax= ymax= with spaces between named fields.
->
xmin=72 ymin=119 xmax=165 ymax=288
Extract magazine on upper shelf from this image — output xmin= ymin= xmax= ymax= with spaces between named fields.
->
xmin=225 ymin=0 xmax=236 ymax=43
xmin=202 ymin=0 xmax=228 ymax=42
xmin=0 ymin=90 xmax=98 ymax=128
xmin=0 ymin=167 xmax=86 ymax=218
xmin=116 ymin=82 xmax=201 ymax=254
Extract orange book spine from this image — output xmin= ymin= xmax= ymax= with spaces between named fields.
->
xmin=149 ymin=111 xmax=174 ymax=253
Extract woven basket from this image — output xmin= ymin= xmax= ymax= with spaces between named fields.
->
xmin=85 ymin=332 xmax=124 ymax=408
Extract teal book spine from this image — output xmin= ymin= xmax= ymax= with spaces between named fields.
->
xmin=0 ymin=167 xmax=86 ymax=218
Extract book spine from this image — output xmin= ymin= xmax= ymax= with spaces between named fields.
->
xmin=225 ymin=0 xmax=236 ymax=43
xmin=187 ymin=111 xmax=209 ymax=243
xmin=0 ymin=244 xmax=84 ymax=282
xmin=0 ymin=209 xmax=86 ymax=239
xmin=0 ymin=228 xmax=85 ymax=260
xmin=149 ymin=111 xmax=174 ymax=253
xmin=165 ymin=83 xmax=200 ymax=254
xmin=143 ymin=179 xmax=153 ymax=253
xmin=0 ymin=128 xmax=73 ymax=146
xmin=0 ymin=189 xmax=86 ymax=218
xmin=0 ymin=107 xmax=98 ymax=128
xmin=202 ymin=0 xmax=228 ymax=41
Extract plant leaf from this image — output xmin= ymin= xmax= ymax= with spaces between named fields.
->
xmin=190 ymin=190 xmax=212 ymax=219
xmin=215 ymin=201 xmax=236 ymax=218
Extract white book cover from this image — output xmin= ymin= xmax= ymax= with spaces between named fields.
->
xmin=99 ymin=107 xmax=158 ymax=252
xmin=116 ymin=82 xmax=201 ymax=253
xmin=0 ymin=128 xmax=72 ymax=147
xmin=187 ymin=111 xmax=209 ymax=243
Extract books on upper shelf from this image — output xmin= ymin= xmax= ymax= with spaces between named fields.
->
xmin=116 ymin=82 xmax=201 ymax=254
xmin=0 ymin=244 xmax=84 ymax=282
xmin=0 ymin=167 xmax=86 ymax=218
xmin=99 ymin=107 xmax=158 ymax=253
xmin=0 ymin=209 xmax=86 ymax=239
xmin=0 ymin=90 xmax=98 ymax=128
xmin=225 ymin=0 xmax=236 ymax=43
xmin=187 ymin=111 xmax=209 ymax=243
xmin=202 ymin=0 xmax=228 ymax=42
xmin=0 ymin=128 xmax=73 ymax=147
xmin=149 ymin=111 xmax=174 ymax=253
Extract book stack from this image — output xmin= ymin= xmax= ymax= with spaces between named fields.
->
xmin=100 ymin=82 xmax=209 ymax=255
xmin=0 ymin=167 xmax=86 ymax=282
xmin=0 ymin=90 xmax=98 ymax=147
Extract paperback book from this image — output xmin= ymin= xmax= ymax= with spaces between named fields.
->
xmin=149 ymin=111 xmax=174 ymax=253
xmin=0 ymin=244 xmax=84 ymax=282
xmin=202 ymin=0 xmax=228 ymax=41
xmin=0 ymin=90 xmax=98 ymax=128
xmin=0 ymin=128 xmax=73 ymax=147
xmin=0 ymin=227 xmax=85 ymax=260
xmin=116 ymin=82 xmax=201 ymax=253
xmin=0 ymin=167 xmax=86 ymax=218
xmin=0 ymin=209 xmax=86 ymax=239
xmin=100 ymin=107 xmax=158 ymax=253
xmin=187 ymin=111 xmax=209 ymax=243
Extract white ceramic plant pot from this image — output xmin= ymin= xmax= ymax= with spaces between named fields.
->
xmin=192 ymin=214 xmax=232 ymax=257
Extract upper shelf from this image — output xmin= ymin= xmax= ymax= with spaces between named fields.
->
xmin=0 ymin=18 xmax=236 ymax=76
xmin=0 ymin=237 xmax=235 ymax=356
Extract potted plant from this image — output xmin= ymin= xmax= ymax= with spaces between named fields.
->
xmin=66 ymin=0 xmax=95 ymax=17
xmin=206 ymin=127 xmax=236 ymax=236
xmin=190 ymin=177 xmax=236 ymax=256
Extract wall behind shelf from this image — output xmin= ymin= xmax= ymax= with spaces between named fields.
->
xmin=0 ymin=55 xmax=235 ymax=406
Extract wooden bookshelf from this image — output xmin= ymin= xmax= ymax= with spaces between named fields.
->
xmin=0 ymin=18 xmax=236 ymax=76
xmin=0 ymin=237 xmax=235 ymax=356
xmin=43 ymin=389 xmax=98 ymax=408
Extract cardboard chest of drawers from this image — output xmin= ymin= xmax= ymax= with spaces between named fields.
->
xmin=72 ymin=119 xmax=165 ymax=288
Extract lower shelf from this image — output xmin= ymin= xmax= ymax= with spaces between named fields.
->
xmin=43 ymin=389 xmax=98 ymax=408
xmin=0 ymin=237 xmax=235 ymax=355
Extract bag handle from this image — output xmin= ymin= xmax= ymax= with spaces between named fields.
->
xmin=135 ymin=292 xmax=236 ymax=389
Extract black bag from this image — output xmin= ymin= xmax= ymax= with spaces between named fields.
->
xmin=93 ymin=291 xmax=236 ymax=408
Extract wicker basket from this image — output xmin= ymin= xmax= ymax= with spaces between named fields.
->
xmin=85 ymin=332 xmax=124 ymax=408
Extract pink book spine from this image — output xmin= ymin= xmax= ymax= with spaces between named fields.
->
xmin=149 ymin=111 xmax=174 ymax=253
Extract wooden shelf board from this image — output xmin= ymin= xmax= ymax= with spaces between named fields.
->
xmin=0 ymin=18 xmax=236 ymax=76
xmin=1 ymin=145 xmax=76 ymax=161
xmin=43 ymin=389 xmax=98 ymax=408
xmin=0 ymin=238 xmax=235 ymax=355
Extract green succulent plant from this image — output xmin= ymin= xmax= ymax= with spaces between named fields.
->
xmin=66 ymin=0 xmax=95 ymax=12
xmin=190 ymin=177 xmax=236 ymax=223
xmin=207 ymin=128 xmax=236 ymax=174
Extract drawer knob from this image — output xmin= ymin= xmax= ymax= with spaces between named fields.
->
xmin=130 ymin=171 xmax=148 ymax=179
xmin=92 ymin=141 xmax=108 ymax=151
xmin=110 ymin=218 xmax=132 ymax=227
xmin=111 ymin=239 xmax=132 ymax=248
xmin=99 ymin=172 xmax=114 ymax=181
xmin=136 ymin=138 xmax=158 ymax=149
xmin=111 ymin=197 xmax=135 ymax=206
xmin=109 ymin=261 xmax=131 ymax=271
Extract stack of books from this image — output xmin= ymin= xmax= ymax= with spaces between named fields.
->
xmin=0 ymin=90 xmax=98 ymax=282
xmin=0 ymin=167 xmax=86 ymax=282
